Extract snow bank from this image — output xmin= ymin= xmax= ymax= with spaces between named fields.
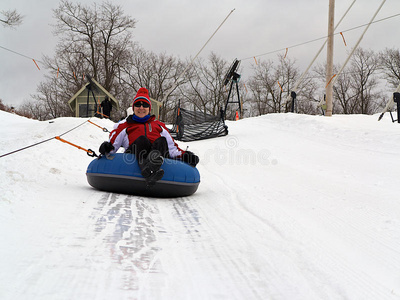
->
xmin=1 ymin=110 xmax=400 ymax=300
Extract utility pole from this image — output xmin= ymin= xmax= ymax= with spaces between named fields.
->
xmin=325 ymin=0 xmax=335 ymax=117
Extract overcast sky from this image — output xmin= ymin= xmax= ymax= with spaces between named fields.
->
xmin=1 ymin=0 xmax=399 ymax=107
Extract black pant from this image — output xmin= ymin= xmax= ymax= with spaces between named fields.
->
xmin=126 ymin=136 xmax=169 ymax=164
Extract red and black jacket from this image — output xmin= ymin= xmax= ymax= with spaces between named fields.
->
xmin=108 ymin=115 xmax=184 ymax=158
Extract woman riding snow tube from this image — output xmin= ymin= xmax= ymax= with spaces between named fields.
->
xmin=88 ymin=87 xmax=200 ymax=197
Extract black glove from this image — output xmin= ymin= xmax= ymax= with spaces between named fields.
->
xmin=180 ymin=151 xmax=199 ymax=167
xmin=99 ymin=141 xmax=114 ymax=155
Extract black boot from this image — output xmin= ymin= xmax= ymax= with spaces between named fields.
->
xmin=140 ymin=150 xmax=164 ymax=187
xmin=140 ymin=150 xmax=163 ymax=176
xmin=131 ymin=136 xmax=165 ymax=187
xmin=145 ymin=169 xmax=164 ymax=187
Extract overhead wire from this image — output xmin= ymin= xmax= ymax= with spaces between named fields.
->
xmin=0 ymin=118 xmax=100 ymax=158
xmin=0 ymin=45 xmax=86 ymax=81
xmin=0 ymin=45 xmax=40 ymax=61
xmin=1 ymin=9 xmax=399 ymax=116
xmin=0 ymin=13 xmax=399 ymax=76
xmin=240 ymin=13 xmax=400 ymax=61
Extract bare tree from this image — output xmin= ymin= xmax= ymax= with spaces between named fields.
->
xmin=379 ymin=48 xmax=400 ymax=88
xmin=247 ymin=60 xmax=275 ymax=116
xmin=30 ymin=0 xmax=136 ymax=120
xmin=32 ymin=78 xmax=73 ymax=120
xmin=314 ymin=48 xmax=381 ymax=114
xmin=0 ymin=99 xmax=8 ymax=111
xmin=180 ymin=53 xmax=229 ymax=117
xmin=0 ymin=9 xmax=23 ymax=28
xmin=247 ymin=55 xmax=313 ymax=115
xmin=350 ymin=48 xmax=381 ymax=114
xmin=117 ymin=45 xmax=186 ymax=121
xmin=275 ymin=55 xmax=300 ymax=112
xmin=19 ymin=100 xmax=47 ymax=120
xmin=51 ymin=0 xmax=136 ymax=90
xmin=333 ymin=68 xmax=357 ymax=114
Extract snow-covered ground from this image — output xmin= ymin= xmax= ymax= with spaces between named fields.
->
xmin=1 ymin=110 xmax=400 ymax=300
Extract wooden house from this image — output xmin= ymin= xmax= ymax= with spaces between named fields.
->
xmin=68 ymin=79 xmax=162 ymax=119
xmin=148 ymin=97 xmax=163 ymax=119
xmin=68 ymin=78 xmax=119 ymax=118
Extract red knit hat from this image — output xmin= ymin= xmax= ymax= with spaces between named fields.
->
xmin=133 ymin=87 xmax=151 ymax=110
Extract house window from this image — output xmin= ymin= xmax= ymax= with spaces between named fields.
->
xmin=79 ymin=104 xmax=96 ymax=117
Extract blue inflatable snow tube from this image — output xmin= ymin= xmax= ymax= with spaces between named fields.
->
xmin=86 ymin=153 xmax=200 ymax=198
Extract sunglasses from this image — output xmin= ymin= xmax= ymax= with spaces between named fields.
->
xmin=134 ymin=101 xmax=150 ymax=108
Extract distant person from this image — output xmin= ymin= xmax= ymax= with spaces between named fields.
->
xmin=100 ymin=96 xmax=112 ymax=118
xmin=99 ymin=87 xmax=199 ymax=185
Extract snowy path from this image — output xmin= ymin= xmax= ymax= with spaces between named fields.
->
xmin=1 ymin=111 xmax=400 ymax=299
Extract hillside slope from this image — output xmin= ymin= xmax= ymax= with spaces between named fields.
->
xmin=1 ymin=111 xmax=399 ymax=300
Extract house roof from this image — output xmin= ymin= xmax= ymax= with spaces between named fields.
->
xmin=149 ymin=97 xmax=162 ymax=106
xmin=67 ymin=79 xmax=164 ymax=112
xmin=67 ymin=78 xmax=119 ymax=111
